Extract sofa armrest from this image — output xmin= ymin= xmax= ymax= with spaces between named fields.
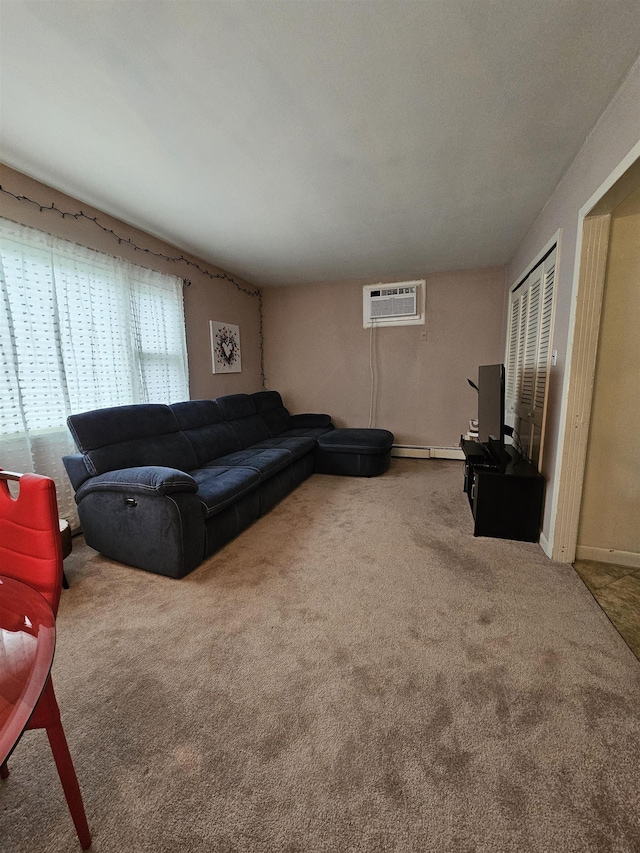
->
xmin=289 ymin=413 xmax=332 ymax=429
xmin=75 ymin=466 xmax=198 ymax=502
xmin=63 ymin=453 xmax=93 ymax=491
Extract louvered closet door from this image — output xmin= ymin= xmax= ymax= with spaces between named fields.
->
xmin=505 ymin=247 xmax=556 ymax=468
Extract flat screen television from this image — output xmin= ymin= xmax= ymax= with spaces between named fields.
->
xmin=477 ymin=363 xmax=506 ymax=468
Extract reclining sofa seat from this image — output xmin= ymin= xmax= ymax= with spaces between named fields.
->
xmin=63 ymin=391 xmax=333 ymax=579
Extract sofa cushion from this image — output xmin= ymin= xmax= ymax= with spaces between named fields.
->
xmin=252 ymin=390 xmax=284 ymax=412
xmin=170 ymin=399 xmax=223 ymax=430
xmin=316 ymin=428 xmax=394 ymax=454
xmin=190 ymin=467 xmax=261 ymax=518
xmin=68 ymin=404 xmax=198 ymax=476
xmin=280 ymin=427 xmax=335 ymax=440
xmin=252 ymin=436 xmax=316 ymax=461
xmin=215 ymin=394 xmax=271 ymax=448
xmin=288 ymin=413 xmax=333 ymax=429
xmin=214 ymin=393 xmax=255 ymax=420
xmin=251 ymin=390 xmax=291 ymax=436
xmin=170 ymin=400 xmax=241 ymax=465
xmin=204 ymin=447 xmax=292 ymax=479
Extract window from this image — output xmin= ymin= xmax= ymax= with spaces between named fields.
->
xmin=0 ymin=217 xmax=189 ymax=523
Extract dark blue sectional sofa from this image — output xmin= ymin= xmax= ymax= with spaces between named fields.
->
xmin=63 ymin=391 xmax=333 ymax=578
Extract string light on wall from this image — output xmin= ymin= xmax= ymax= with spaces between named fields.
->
xmin=0 ymin=184 xmax=265 ymax=386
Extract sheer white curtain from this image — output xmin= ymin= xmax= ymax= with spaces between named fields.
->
xmin=0 ymin=217 xmax=189 ymax=526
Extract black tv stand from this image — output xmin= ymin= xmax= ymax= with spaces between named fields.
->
xmin=461 ymin=438 xmax=544 ymax=542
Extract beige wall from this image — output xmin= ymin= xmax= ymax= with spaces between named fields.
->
xmin=578 ymin=186 xmax=640 ymax=558
xmin=263 ymin=268 xmax=506 ymax=446
xmin=506 ymin=54 xmax=640 ymax=549
xmin=0 ymin=164 xmax=263 ymax=400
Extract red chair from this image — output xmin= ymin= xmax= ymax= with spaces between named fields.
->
xmin=0 ymin=470 xmax=91 ymax=850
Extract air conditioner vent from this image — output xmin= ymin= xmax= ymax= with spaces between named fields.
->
xmin=370 ymin=285 xmax=417 ymax=319
xmin=363 ymin=280 xmax=425 ymax=328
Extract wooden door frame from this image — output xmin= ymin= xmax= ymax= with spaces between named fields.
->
xmin=547 ymin=140 xmax=640 ymax=562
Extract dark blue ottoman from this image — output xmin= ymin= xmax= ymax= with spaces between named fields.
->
xmin=315 ymin=428 xmax=394 ymax=476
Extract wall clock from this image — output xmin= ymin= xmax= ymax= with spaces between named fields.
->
xmin=210 ymin=320 xmax=242 ymax=374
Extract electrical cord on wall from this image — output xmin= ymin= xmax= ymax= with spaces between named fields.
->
xmin=368 ymin=323 xmax=376 ymax=428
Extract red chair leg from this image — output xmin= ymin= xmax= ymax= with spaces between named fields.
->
xmin=46 ymin=720 xmax=92 ymax=850
xmin=0 ymin=762 xmax=9 ymax=779
xmin=29 ymin=679 xmax=91 ymax=850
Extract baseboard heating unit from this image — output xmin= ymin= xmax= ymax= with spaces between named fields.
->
xmin=391 ymin=445 xmax=465 ymax=460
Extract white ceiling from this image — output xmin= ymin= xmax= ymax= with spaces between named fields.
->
xmin=1 ymin=1 xmax=640 ymax=286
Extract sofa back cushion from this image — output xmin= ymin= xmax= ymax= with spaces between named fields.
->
xmin=251 ymin=391 xmax=291 ymax=437
xmin=68 ymin=404 xmax=198 ymax=476
xmin=214 ymin=394 xmax=271 ymax=448
xmin=170 ymin=400 xmax=241 ymax=466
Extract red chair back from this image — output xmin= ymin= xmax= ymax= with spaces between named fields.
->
xmin=0 ymin=471 xmax=63 ymax=616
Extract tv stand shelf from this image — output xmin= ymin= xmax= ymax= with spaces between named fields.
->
xmin=461 ymin=438 xmax=544 ymax=542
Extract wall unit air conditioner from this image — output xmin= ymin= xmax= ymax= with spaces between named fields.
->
xmin=363 ymin=280 xmax=425 ymax=328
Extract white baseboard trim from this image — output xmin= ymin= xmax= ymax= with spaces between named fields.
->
xmin=539 ymin=530 xmax=553 ymax=559
xmin=574 ymin=545 xmax=640 ymax=569
xmin=391 ymin=445 xmax=464 ymax=460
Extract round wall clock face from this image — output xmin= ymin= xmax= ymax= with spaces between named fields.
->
xmin=215 ymin=326 xmax=240 ymax=367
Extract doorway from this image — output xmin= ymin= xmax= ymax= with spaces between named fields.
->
xmin=572 ymin=172 xmax=640 ymax=659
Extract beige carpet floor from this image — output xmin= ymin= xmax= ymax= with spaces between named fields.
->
xmin=2 ymin=459 xmax=639 ymax=852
